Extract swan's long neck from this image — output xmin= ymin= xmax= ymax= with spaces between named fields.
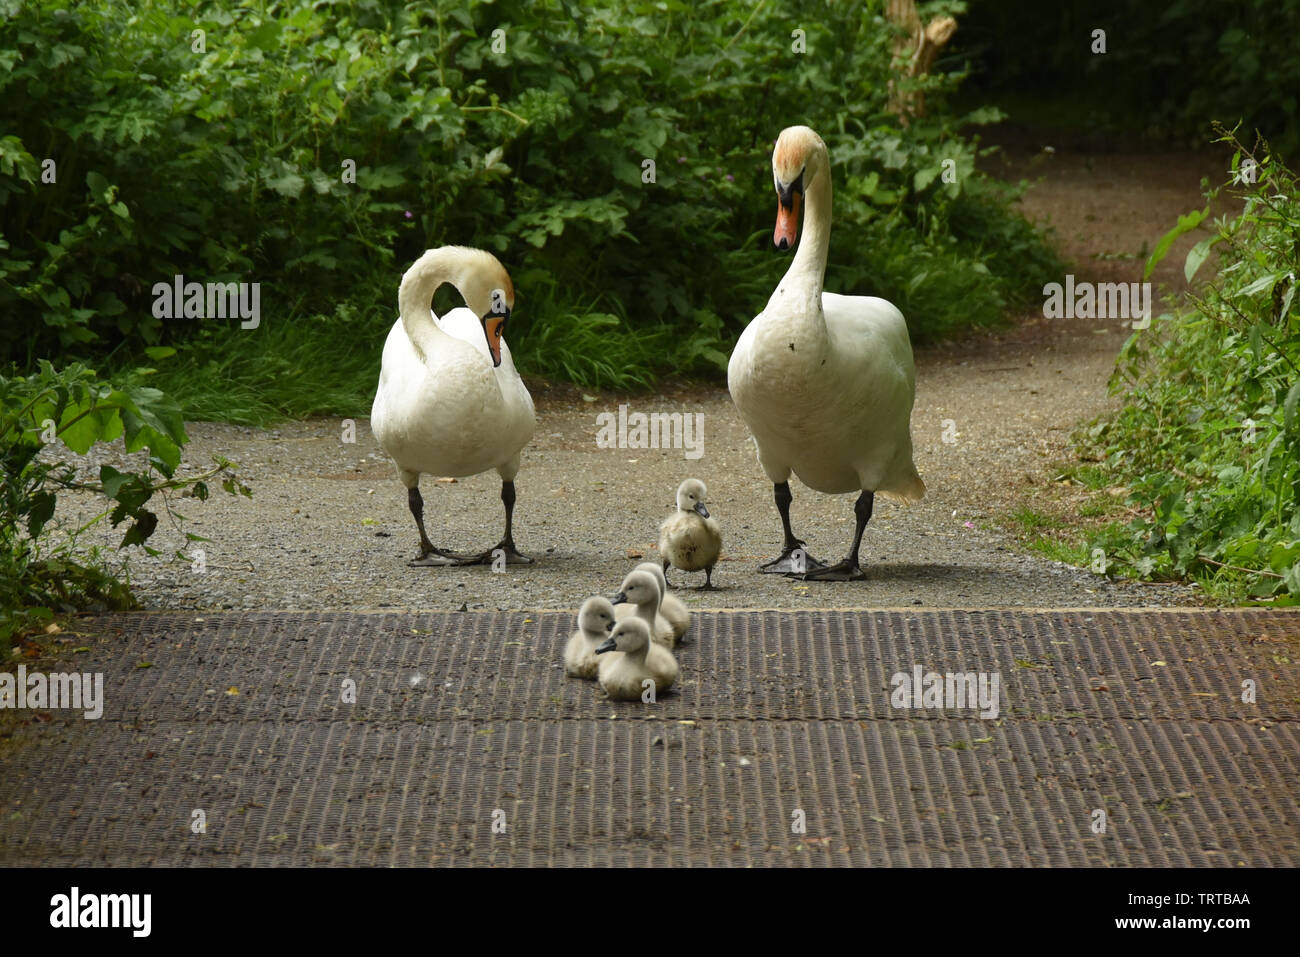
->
xmin=397 ymin=248 xmax=464 ymax=361
xmin=781 ymin=155 xmax=832 ymax=304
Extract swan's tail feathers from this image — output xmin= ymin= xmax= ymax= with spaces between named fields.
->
xmin=879 ymin=472 xmax=926 ymax=505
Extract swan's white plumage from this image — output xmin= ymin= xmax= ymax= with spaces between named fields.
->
xmin=565 ymin=596 xmax=615 ymax=679
xmin=727 ymin=128 xmax=924 ymax=505
xmin=371 ymin=247 xmax=535 ymax=488
xmin=596 ymin=617 xmax=678 ymax=701
xmin=635 ymin=561 xmax=690 ymax=640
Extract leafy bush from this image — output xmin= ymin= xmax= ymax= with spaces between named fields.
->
xmin=0 ymin=360 xmax=248 ymax=651
xmin=1 ymin=0 xmax=1058 ymax=412
xmin=1079 ymin=131 xmax=1300 ymax=602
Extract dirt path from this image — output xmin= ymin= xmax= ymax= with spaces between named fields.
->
xmin=51 ymin=148 xmax=1227 ymax=612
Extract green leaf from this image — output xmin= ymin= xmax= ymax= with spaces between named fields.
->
xmin=1285 ymin=563 xmax=1300 ymax=596
xmin=913 ymin=165 xmax=939 ymax=192
xmin=85 ymin=170 xmax=111 ymax=202
xmin=265 ymin=170 xmax=305 ymax=198
xmin=1143 ymin=207 xmax=1208 ymax=281
xmin=121 ymin=509 xmax=157 ymax=548
xmin=1236 ymin=271 xmax=1283 ymax=298
xmin=99 ymin=465 xmax=130 ymax=499
xmin=1183 ymin=236 xmax=1218 ymax=282
xmin=27 ymin=491 xmax=56 ymax=539
xmin=1278 ymin=277 xmax=1297 ymax=324
xmin=1285 ymin=380 xmax=1300 ymax=432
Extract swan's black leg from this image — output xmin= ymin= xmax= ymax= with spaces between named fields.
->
xmin=802 ymin=490 xmax=872 ymax=582
xmin=662 ymin=558 xmax=675 ymax=589
xmin=497 ymin=480 xmax=531 ymax=562
xmin=458 ymin=480 xmax=532 ymax=565
xmin=407 ymin=486 xmax=462 ymax=566
xmin=698 ymin=565 xmax=718 ymax=590
xmin=760 ymin=481 xmax=824 ymax=573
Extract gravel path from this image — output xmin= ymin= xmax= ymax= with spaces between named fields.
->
xmin=46 ymin=147 xmax=1225 ymax=613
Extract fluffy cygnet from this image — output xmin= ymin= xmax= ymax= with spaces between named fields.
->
xmin=595 ymin=617 xmax=678 ymax=701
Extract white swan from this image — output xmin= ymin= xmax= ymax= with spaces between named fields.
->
xmin=611 ymin=568 xmax=676 ymax=649
xmin=658 ymin=478 xmax=722 ymax=589
xmin=727 ymin=126 xmax=925 ymax=581
xmin=371 ymin=246 xmax=536 ymax=565
xmin=635 ymin=561 xmax=690 ymax=641
xmin=596 ymin=617 xmax=679 ymax=701
xmin=565 ymin=596 xmax=616 ymax=679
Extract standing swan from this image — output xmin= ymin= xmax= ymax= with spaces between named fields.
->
xmin=371 ymin=246 xmax=536 ymax=565
xmin=727 ymin=127 xmax=925 ymax=581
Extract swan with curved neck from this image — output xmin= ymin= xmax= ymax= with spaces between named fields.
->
xmin=371 ymin=246 xmax=536 ymax=565
xmin=727 ymin=126 xmax=925 ymax=581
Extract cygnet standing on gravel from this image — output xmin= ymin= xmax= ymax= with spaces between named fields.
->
xmin=659 ymin=478 xmax=722 ymax=589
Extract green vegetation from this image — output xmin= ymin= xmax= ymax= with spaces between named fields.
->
xmin=1008 ymin=507 xmax=1091 ymax=566
xmin=0 ymin=361 xmax=248 ymax=654
xmin=2 ymin=0 xmax=1059 ymax=419
xmin=1078 ymin=131 xmax=1300 ymax=603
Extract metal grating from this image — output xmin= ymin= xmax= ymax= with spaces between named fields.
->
xmin=0 ymin=609 xmax=1296 ymax=866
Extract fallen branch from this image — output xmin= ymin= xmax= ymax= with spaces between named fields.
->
xmin=1195 ymin=555 xmax=1284 ymax=579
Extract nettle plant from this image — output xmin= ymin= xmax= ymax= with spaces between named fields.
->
xmin=1082 ymin=130 xmax=1300 ymax=602
xmin=0 ymin=361 xmax=249 ymax=646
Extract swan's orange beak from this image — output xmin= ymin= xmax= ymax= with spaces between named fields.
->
xmin=775 ymin=193 xmax=800 ymax=250
xmin=484 ymin=316 xmax=505 ymax=367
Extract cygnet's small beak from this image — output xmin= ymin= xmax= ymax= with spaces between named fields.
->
xmin=605 ymin=620 xmax=614 ymax=633
xmin=595 ymin=637 xmax=616 ymax=655
xmin=611 ymin=591 xmax=628 ymax=605
xmin=694 ymin=502 xmax=710 ymax=518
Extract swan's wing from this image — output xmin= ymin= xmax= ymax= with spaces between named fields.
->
xmin=822 ymin=293 xmax=911 ymax=355
xmin=821 ymin=292 xmax=925 ymax=501
xmin=435 ymin=306 xmax=491 ymax=361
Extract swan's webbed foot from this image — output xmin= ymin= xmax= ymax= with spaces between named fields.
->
xmin=797 ymin=490 xmax=873 ymax=582
xmin=406 ymin=488 xmax=467 ymax=566
xmin=458 ymin=480 xmax=534 ymax=565
xmin=408 ymin=546 xmax=467 ymax=567
xmin=799 ymin=558 xmax=866 ymax=582
xmin=696 ymin=567 xmax=719 ymax=590
xmin=760 ymin=543 xmax=824 ymax=575
xmin=763 ymin=482 xmax=823 ymax=575
xmin=457 ymin=541 xmax=533 ymax=566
